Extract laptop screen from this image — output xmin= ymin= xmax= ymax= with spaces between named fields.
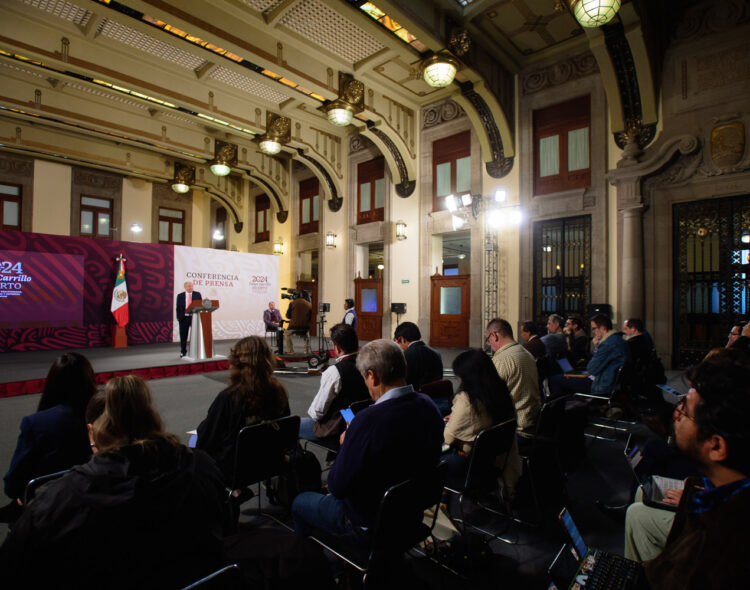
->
xmin=559 ymin=508 xmax=588 ymax=560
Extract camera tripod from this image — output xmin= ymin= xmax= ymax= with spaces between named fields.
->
xmin=307 ymin=313 xmax=331 ymax=369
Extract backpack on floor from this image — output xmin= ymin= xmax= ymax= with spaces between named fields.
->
xmin=268 ymin=446 xmax=322 ymax=509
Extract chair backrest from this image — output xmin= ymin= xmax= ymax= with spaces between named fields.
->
xmin=535 ymin=395 xmax=569 ymax=440
xmin=463 ymin=417 xmax=517 ymax=492
xmin=369 ymin=460 xmax=448 ymax=557
xmin=24 ymin=468 xmax=70 ymax=505
xmin=230 ymin=415 xmax=301 ymax=490
xmin=417 ymin=379 xmax=454 ymax=400
xmin=181 ymin=564 xmax=243 ymax=590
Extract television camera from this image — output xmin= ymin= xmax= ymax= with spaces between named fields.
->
xmin=280 ymin=287 xmax=310 ymax=300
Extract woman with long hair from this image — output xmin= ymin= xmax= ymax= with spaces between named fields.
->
xmin=0 ymin=375 xmax=228 ymax=588
xmin=197 ymin=335 xmax=290 ymax=480
xmin=1 ymin=352 xmax=97 ymax=521
xmin=444 ymin=348 xmax=520 ymax=490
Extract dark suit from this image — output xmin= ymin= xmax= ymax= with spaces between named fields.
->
xmin=176 ymin=290 xmax=202 ymax=356
xmin=404 ymin=340 xmax=443 ymax=389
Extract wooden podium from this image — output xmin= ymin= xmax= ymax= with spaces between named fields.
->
xmin=186 ymin=299 xmax=220 ymax=360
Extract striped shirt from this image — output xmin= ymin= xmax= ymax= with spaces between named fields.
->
xmin=492 ymin=342 xmax=541 ymax=437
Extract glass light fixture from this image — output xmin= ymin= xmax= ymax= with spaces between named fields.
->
xmin=322 ymin=73 xmax=364 ymax=128
xmin=325 ymin=231 xmax=337 ymax=249
xmin=570 ymin=0 xmax=621 ymax=28
xmin=273 ymin=237 xmax=284 ymax=255
xmin=461 ymin=193 xmax=473 ymax=207
xmin=395 ymin=220 xmax=407 ymax=241
xmin=259 ymin=139 xmax=282 ymax=155
xmin=377 ymin=264 xmax=385 ymax=270
xmin=209 ymin=141 xmax=237 ymax=177
xmin=258 ymin=112 xmax=291 ymax=155
xmin=171 ymin=163 xmax=194 ymax=194
xmin=326 ymin=106 xmax=354 ymax=127
xmin=445 ymin=194 xmax=458 ymax=212
xmin=741 ymin=234 xmax=750 ymax=244
xmin=422 ymin=53 xmax=459 ymax=88
xmin=457 ymin=254 xmax=466 ymax=260
xmin=213 ymin=228 xmax=224 ymax=241
xmin=130 ymin=222 xmax=142 ymax=234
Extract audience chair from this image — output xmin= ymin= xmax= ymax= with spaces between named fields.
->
xmin=443 ymin=418 xmax=517 ymax=543
xmin=24 ymin=468 xmax=71 ymax=505
xmin=516 ymin=396 xmax=572 ymax=526
xmin=418 ymin=379 xmax=454 ymax=416
xmin=230 ymin=415 xmax=301 ymax=528
xmin=574 ymin=366 xmax=637 ymax=441
xmin=309 ymin=460 xmax=448 ymax=589
xmin=180 ymin=564 xmax=243 ymax=590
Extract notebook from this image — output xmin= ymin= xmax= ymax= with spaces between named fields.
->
xmin=558 ymin=507 xmax=644 ymax=590
xmin=623 ymin=434 xmax=683 ymax=512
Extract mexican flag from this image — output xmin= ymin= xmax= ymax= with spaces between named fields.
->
xmin=111 ymin=254 xmax=129 ymax=327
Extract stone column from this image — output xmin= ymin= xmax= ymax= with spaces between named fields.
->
xmin=620 ymin=204 xmax=645 ymax=321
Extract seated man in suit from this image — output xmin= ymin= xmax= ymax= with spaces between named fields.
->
xmin=541 ymin=314 xmax=567 ymax=358
xmin=291 ymin=339 xmax=444 ymax=543
xmin=520 ymin=320 xmax=546 ymax=359
xmin=299 ymin=323 xmax=369 ymax=443
xmin=393 ymin=322 xmax=443 ymax=389
xmin=264 ymin=300 xmax=284 ymax=353
xmin=176 ymin=281 xmax=202 ymax=358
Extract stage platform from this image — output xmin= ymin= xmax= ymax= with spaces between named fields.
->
xmin=0 ymin=339 xmax=321 ymax=397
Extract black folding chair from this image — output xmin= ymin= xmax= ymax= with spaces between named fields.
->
xmin=180 ymin=564 xmax=243 ymax=590
xmin=229 ymin=415 xmax=301 ymax=528
xmin=443 ymin=418 xmax=517 ymax=543
xmin=24 ymin=468 xmax=71 ymax=505
xmin=309 ymin=460 xmax=448 ymax=589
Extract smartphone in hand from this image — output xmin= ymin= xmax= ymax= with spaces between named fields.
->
xmin=340 ymin=408 xmax=355 ymax=426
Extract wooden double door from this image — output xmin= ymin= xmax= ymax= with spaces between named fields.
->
xmin=429 ymin=273 xmax=470 ymax=348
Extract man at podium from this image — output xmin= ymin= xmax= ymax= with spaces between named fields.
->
xmin=176 ymin=281 xmax=202 ymax=357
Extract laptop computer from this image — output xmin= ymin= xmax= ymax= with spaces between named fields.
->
xmin=656 ymin=384 xmax=685 ymax=405
xmin=624 ymin=434 xmax=683 ymax=512
xmin=557 ymin=356 xmax=590 ymax=377
xmin=558 ymin=507 xmax=644 ymax=590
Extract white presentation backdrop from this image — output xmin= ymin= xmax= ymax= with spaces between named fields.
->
xmin=173 ymin=246 xmax=279 ymax=342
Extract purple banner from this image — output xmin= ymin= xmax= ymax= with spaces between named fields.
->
xmin=0 ymin=231 xmax=174 ymax=352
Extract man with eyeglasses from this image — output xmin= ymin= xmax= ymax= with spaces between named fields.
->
xmin=485 ymin=318 xmax=540 ymax=439
xmin=725 ymin=323 xmax=743 ymax=348
xmin=626 ymin=355 xmax=750 ymax=589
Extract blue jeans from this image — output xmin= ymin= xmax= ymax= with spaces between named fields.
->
xmin=298 ymin=417 xmax=321 ymax=442
xmin=291 ymin=492 xmax=369 ymax=546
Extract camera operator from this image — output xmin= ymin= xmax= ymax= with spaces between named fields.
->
xmin=284 ymin=289 xmax=312 ymax=355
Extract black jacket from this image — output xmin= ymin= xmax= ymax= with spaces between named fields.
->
xmin=0 ymin=439 xmax=229 ymax=589
xmin=404 ymin=341 xmax=443 ymax=389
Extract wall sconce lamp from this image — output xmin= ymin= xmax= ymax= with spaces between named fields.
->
xmin=171 ymin=162 xmax=194 ymax=194
xmin=325 ymin=231 xmax=337 ymax=249
xmin=272 ymin=237 xmax=284 ymax=255
xmin=212 ymin=228 xmax=224 ymax=241
xmin=130 ymin=223 xmax=142 ymax=234
xmin=395 ymin=220 xmax=407 ymax=241
xmin=322 ymin=72 xmax=364 ymax=127
xmin=556 ymin=0 xmax=621 ymax=28
xmin=258 ymin=112 xmax=291 ymax=155
xmin=209 ymin=141 xmax=237 ymax=176
xmin=422 ymin=52 xmax=459 ymax=88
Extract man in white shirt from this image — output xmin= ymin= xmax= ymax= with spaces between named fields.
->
xmin=299 ymin=323 xmax=369 ymax=442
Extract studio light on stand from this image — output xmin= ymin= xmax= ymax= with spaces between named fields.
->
xmin=447 ymin=190 xmax=523 ymax=230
